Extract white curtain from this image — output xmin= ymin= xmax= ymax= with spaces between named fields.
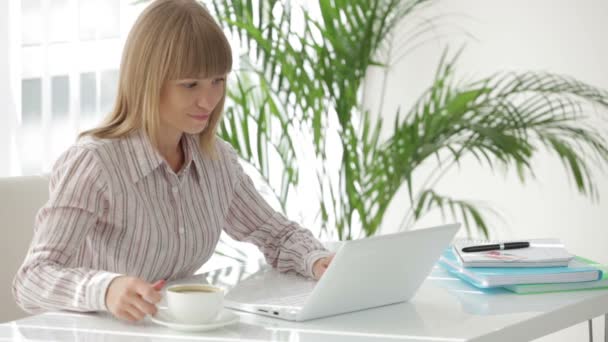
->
xmin=1 ymin=0 xmax=142 ymax=177
xmin=0 ymin=1 xmax=18 ymax=177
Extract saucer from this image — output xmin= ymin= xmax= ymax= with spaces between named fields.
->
xmin=150 ymin=308 xmax=239 ymax=332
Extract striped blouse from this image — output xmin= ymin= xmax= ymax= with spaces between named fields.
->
xmin=13 ymin=129 xmax=331 ymax=314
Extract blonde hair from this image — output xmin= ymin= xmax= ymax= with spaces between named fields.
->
xmin=79 ymin=0 xmax=232 ymax=157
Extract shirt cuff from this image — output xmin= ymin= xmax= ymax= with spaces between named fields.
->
xmin=304 ymin=249 xmax=335 ymax=279
xmin=87 ymin=271 xmax=123 ymax=311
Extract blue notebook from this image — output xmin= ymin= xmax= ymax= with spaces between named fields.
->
xmin=439 ymin=249 xmax=602 ymax=288
xmin=504 ymin=256 xmax=608 ymax=294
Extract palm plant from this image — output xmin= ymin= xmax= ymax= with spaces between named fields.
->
xmin=205 ymin=0 xmax=608 ymax=240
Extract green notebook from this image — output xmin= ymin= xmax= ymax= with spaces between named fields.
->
xmin=504 ymin=256 xmax=608 ymax=294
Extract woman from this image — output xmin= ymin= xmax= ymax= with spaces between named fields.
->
xmin=13 ymin=0 xmax=334 ymax=322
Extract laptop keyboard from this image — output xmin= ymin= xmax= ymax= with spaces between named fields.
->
xmin=224 ymin=269 xmax=317 ymax=310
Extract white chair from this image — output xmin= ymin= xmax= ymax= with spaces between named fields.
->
xmin=0 ymin=175 xmax=49 ymax=323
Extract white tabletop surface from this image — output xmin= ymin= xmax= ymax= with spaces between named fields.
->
xmin=2 ymin=264 xmax=608 ymax=342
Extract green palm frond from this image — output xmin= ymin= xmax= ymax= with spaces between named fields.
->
xmin=412 ymin=189 xmax=500 ymax=238
xmin=373 ymin=49 xmax=608 ymax=234
xmin=198 ymin=0 xmax=608 ymax=240
xmin=218 ymin=70 xmax=299 ymax=211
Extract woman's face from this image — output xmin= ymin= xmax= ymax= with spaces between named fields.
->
xmin=159 ymin=75 xmax=226 ymax=137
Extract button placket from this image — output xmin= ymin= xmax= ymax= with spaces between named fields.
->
xmin=170 ymin=180 xmax=186 ymax=275
xmin=170 ymin=183 xmax=183 ymax=235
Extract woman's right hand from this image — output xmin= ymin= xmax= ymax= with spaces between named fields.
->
xmin=105 ymin=276 xmax=165 ymax=322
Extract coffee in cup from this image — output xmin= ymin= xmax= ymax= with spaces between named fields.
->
xmin=166 ymin=284 xmax=224 ymax=324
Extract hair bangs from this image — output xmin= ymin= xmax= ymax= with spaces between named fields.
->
xmin=166 ymin=7 xmax=232 ymax=81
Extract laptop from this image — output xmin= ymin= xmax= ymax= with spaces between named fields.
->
xmin=224 ymin=223 xmax=460 ymax=321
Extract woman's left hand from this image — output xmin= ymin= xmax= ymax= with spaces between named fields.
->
xmin=312 ymin=254 xmax=335 ymax=280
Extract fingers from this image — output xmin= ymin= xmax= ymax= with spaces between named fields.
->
xmin=124 ymin=278 xmax=163 ymax=320
xmin=318 ymin=255 xmax=334 ymax=268
xmin=130 ymin=295 xmax=158 ymax=316
xmin=322 ymin=255 xmax=334 ymax=266
xmin=132 ymin=279 xmax=162 ymax=304
xmin=319 ymin=258 xmax=331 ymax=272
xmin=313 ymin=254 xmax=335 ymax=280
xmin=152 ymin=279 xmax=166 ymax=291
xmin=122 ymin=304 xmax=146 ymax=321
xmin=107 ymin=276 xmax=167 ymax=323
xmin=116 ymin=310 xmax=138 ymax=322
xmin=316 ymin=267 xmax=327 ymax=279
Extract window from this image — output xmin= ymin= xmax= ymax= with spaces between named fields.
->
xmin=21 ymin=78 xmax=41 ymax=124
xmin=51 ymin=75 xmax=69 ymax=120
xmin=8 ymin=0 xmax=145 ymax=175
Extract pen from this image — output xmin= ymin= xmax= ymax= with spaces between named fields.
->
xmin=461 ymin=241 xmax=530 ymax=253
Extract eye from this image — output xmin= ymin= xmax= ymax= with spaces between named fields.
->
xmin=182 ymin=81 xmax=198 ymax=89
xmin=212 ymin=77 xmax=225 ymax=85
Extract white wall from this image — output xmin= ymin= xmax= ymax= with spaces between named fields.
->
xmin=365 ymin=1 xmax=608 ymax=341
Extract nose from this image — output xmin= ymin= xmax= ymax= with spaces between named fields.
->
xmin=196 ymin=94 xmax=213 ymax=112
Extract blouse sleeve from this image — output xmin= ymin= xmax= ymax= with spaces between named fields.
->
xmin=12 ymin=145 xmax=122 ymax=314
xmin=219 ymin=142 xmax=332 ymax=278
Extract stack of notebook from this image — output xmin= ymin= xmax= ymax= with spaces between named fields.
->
xmin=439 ymin=239 xmax=608 ymax=294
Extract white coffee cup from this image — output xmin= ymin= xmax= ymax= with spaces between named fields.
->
xmin=166 ymin=284 xmax=224 ymax=324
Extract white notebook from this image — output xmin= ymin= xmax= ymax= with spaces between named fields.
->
xmin=453 ymin=238 xmax=574 ymax=267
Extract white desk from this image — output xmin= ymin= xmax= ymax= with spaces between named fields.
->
xmin=2 ymin=265 xmax=607 ymax=341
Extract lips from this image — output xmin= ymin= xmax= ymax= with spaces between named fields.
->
xmin=188 ymin=113 xmax=211 ymax=121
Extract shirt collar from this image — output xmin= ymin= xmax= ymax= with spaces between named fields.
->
xmin=125 ymin=129 xmax=204 ymax=185
xmin=181 ymin=132 xmax=205 ymax=184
